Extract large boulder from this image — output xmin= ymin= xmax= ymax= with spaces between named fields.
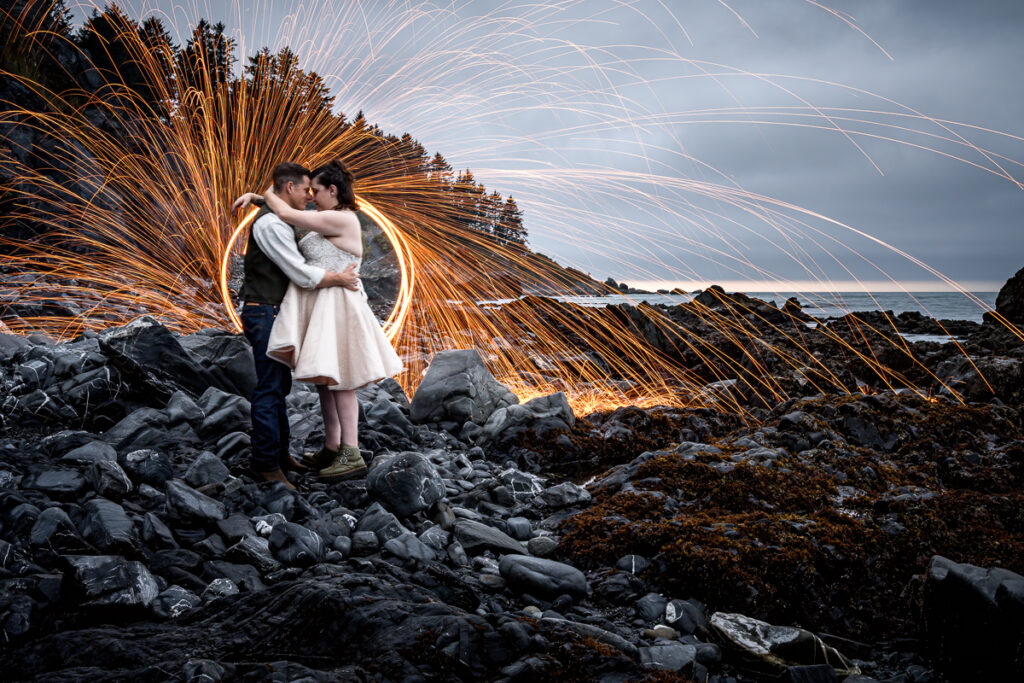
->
xmin=410 ymin=350 xmax=518 ymax=430
xmin=923 ymin=555 xmax=1024 ymax=679
xmin=64 ymin=555 xmax=159 ymax=608
xmin=365 ymin=452 xmax=445 ymax=517
xmin=478 ymin=392 xmax=575 ymax=446
xmin=709 ymin=613 xmax=857 ymax=676
xmin=989 ymin=266 xmax=1024 ymax=325
xmin=499 ymin=555 xmax=588 ymax=600
xmin=179 ymin=329 xmax=257 ymax=398
xmin=97 ymin=317 xmax=217 ymax=402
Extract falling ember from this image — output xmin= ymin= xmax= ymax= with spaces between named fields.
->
xmin=2 ymin=0 xmax=1022 ymax=416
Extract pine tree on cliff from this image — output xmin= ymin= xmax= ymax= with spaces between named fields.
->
xmin=497 ymin=196 xmax=527 ymax=245
xmin=244 ymin=46 xmax=334 ymax=117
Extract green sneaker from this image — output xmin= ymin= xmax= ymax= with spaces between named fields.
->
xmin=302 ymin=446 xmax=337 ymax=471
xmin=317 ymin=445 xmax=368 ymax=483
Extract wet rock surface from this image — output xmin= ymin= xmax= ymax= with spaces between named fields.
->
xmin=0 ymin=316 xmax=1021 ymax=681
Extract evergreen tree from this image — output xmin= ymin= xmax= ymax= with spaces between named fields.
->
xmin=244 ymin=45 xmax=333 ymax=116
xmin=176 ymin=19 xmax=236 ymax=93
xmin=498 ymin=196 xmax=526 ymax=245
xmin=1 ymin=0 xmax=74 ymax=89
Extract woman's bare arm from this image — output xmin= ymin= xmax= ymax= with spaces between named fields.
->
xmin=264 ymin=188 xmax=346 ymax=236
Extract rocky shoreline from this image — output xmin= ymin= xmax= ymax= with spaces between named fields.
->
xmin=1 ymin=286 xmax=1022 ymax=681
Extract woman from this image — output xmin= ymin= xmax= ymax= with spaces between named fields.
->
xmin=234 ymin=159 xmax=403 ymax=482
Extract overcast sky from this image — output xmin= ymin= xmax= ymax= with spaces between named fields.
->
xmin=80 ymin=1 xmax=1024 ymax=291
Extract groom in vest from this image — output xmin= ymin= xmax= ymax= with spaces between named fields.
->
xmin=235 ymin=162 xmax=359 ymax=488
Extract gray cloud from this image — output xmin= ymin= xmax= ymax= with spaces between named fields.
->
xmin=83 ymin=0 xmax=1024 ymax=290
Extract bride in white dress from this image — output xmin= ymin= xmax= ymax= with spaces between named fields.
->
xmin=234 ymin=159 xmax=403 ymax=481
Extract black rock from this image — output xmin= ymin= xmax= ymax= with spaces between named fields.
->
xmin=365 ymin=451 xmax=445 ymax=517
xmin=225 ymin=534 xmax=281 ymax=574
xmin=79 ymin=497 xmax=138 ymax=553
xmin=478 ymin=391 xmax=575 ymax=446
xmin=121 ymin=448 xmax=174 ymax=486
xmin=104 ymin=407 xmax=174 ymax=452
xmin=665 ymin=599 xmax=707 ymax=635
xmin=196 ymin=387 xmax=250 ymax=440
xmin=64 ymin=554 xmax=159 ymax=608
xmin=97 ymin=317 xmax=218 ymax=401
xmin=165 ymin=478 xmax=226 ymax=524
xmin=454 ymin=519 xmax=526 ymax=556
xmin=179 ymin=329 xmax=257 ymax=398
xmin=216 ymin=513 xmax=256 ymax=544
xmin=499 ymin=555 xmax=588 ymax=600
xmin=142 ymin=511 xmax=178 ymax=549
xmin=350 ymin=530 xmax=379 ymax=555
xmin=86 ymin=460 xmax=133 ymax=499
xmin=784 ymin=664 xmax=838 ymax=683
xmin=29 ymin=506 xmax=90 ymax=552
xmin=183 ymin=451 xmax=230 ymax=488
xmin=990 ymin=266 xmax=1024 ymax=324
xmin=268 ymin=522 xmax=325 ymax=568
xmin=151 ymin=584 xmax=202 ymax=619
xmin=533 ymin=481 xmax=591 ymax=509
xmin=61 ymin=440 xmax=117 ymax=465
xmin=639 ymin=642 xmax=697 ymax=674
xmin=616 ymin=554 xmax=649 ymax=575
xmin=636 ymin=592 xmax=668 ymax=622
xmin=506 ymin=517 xmax=532 ymax=541
xmin=203 ymin=560 xmax=265 ymax=593
xmin=923 ymin=555 xmax=1024 ymax=679
xmin=409 ymin=349 xmax=518 ymax=428
xmin=21 ymin=469 xmax=86 ymax=498
xmin=383 ymin=531 xmax=436 ymax=563
xmin=355 ymin=502 xmax=410 ymax=544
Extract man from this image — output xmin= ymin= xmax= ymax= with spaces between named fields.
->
xmin=233 ymin=162 xmax=359 ymax=489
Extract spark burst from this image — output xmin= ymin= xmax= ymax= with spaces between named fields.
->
xmin=2 ymin=0 xmax=1022 ymax=416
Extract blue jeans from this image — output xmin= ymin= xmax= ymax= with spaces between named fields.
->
xmin=241 ymin=304 xmax=291 ymax=472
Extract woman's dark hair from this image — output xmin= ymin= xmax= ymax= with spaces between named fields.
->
xmin=311 ymin=159 xmax=358 ymax=211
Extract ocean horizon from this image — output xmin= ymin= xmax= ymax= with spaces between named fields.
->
xmin=494 ymin=291 xmax=998 ymax=323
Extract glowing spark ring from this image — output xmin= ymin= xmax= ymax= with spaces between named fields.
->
xmin=218 ymin=195 xmax=415 ymax=344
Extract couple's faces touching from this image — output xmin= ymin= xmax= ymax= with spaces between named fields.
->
xmin=283 ymin=177 xmax=338 ymax=211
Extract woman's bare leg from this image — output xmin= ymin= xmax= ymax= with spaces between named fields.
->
xmin=332 ymin=389 xmax=359 ymax=448
xmin=317 ymin=385 xmax=341 ymax=451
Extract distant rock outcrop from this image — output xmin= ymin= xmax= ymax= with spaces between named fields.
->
xmin=988 ymin=266 xmax=1024 ymax=325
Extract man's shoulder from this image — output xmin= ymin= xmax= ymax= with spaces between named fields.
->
xmin=253 ymin=211 xmax=295 ymax=233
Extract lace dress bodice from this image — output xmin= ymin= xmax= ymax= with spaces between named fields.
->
xmin=297 ymin=232 xmax=365 ymax=295
xmin=298 ymin=232 xmax=361 ymax=271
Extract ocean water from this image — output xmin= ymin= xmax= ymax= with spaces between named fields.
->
xmin=493 ymin=291 xmax=998 ymax=323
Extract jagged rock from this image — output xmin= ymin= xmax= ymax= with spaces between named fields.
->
xmin=104 ymin=407 xmax=177 ymax=452
xmin=454 ymin=519 xmax=526 ymax=556
xmin=120 ymin=449 xmax=174 ymax=486
xmin=383 ymin=531 xmax=436 ymax=563
xmin=201 ymin=577 xmax=240 ymax=601
xmin=225 ymin=534 xmax=281 ymax=574
xmin=409 ymin=349 xmax=518 ymax=428
xmin=350 ymin=530 xmax=379 ymax=555
xmin=165 ymin=479 xmax=226 ymax=523
xmin=65 ymin=555 xmax=159 ymax=608
xmin=499 ymin=555 xmax=588 ymax=600
xmin=355 ymin=502 xmax=409 ymax=544
xmin=269 ymin=522 xmax=325 ymax=567
xmin=923 ymin=555 xmax=1024 ymax=679
xmin=497 ymin=469 xmax=546 ymax=502
xmin=29 ymin=507 xmax=88 ymax=552
xmin=184 ymin=451 xmax=230 ymax=488
xmin=165 ymin=391 xmax=204 ymax=427
xmin=142 ymin=512 xmax=178 ymax=549
xmin=363 ymin=398 xmax=414 ymax=441
xmin=533 ymin=481 xmax=591 ymax=509
xmin=179 ymin=329 xmax=257 ymax=397
xmin=79 ymin=498 xmax=138 ymax=553
xmin=709 ymin=612 xmax=857 ymax=675
xmin=21 ymin=469 xmax=86 ymax=498
xmin=478 ymin=391 xmax=575 ymax=445
xmin=990 ymin=266 xmax=1024 ymax=324
xmin=86 ymin=460 xmax=133 ymax=499
xmin=665 ymin=599 xmax=708 ymax=635
xmin=196 ymin=387 xmax=250 ymax=439
xmin=151 ymin=585 xmax=203 ymax=619
xmin=61 ymin=440 xmax=117 ymax=465
xmin=365 ymin=451 xmax=445 ymax=517
xmin=97 ymin=317 xmax=217 ymax=401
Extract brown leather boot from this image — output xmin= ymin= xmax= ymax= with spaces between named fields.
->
xmin=254 ymin=468 xmax=295 ymax=490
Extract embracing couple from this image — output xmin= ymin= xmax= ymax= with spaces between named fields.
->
xmin=232 ymin=160 xmax=403 ymax=490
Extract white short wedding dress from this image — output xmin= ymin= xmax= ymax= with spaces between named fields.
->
xmin=267 ymin=231 xmax=403 ymax=389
